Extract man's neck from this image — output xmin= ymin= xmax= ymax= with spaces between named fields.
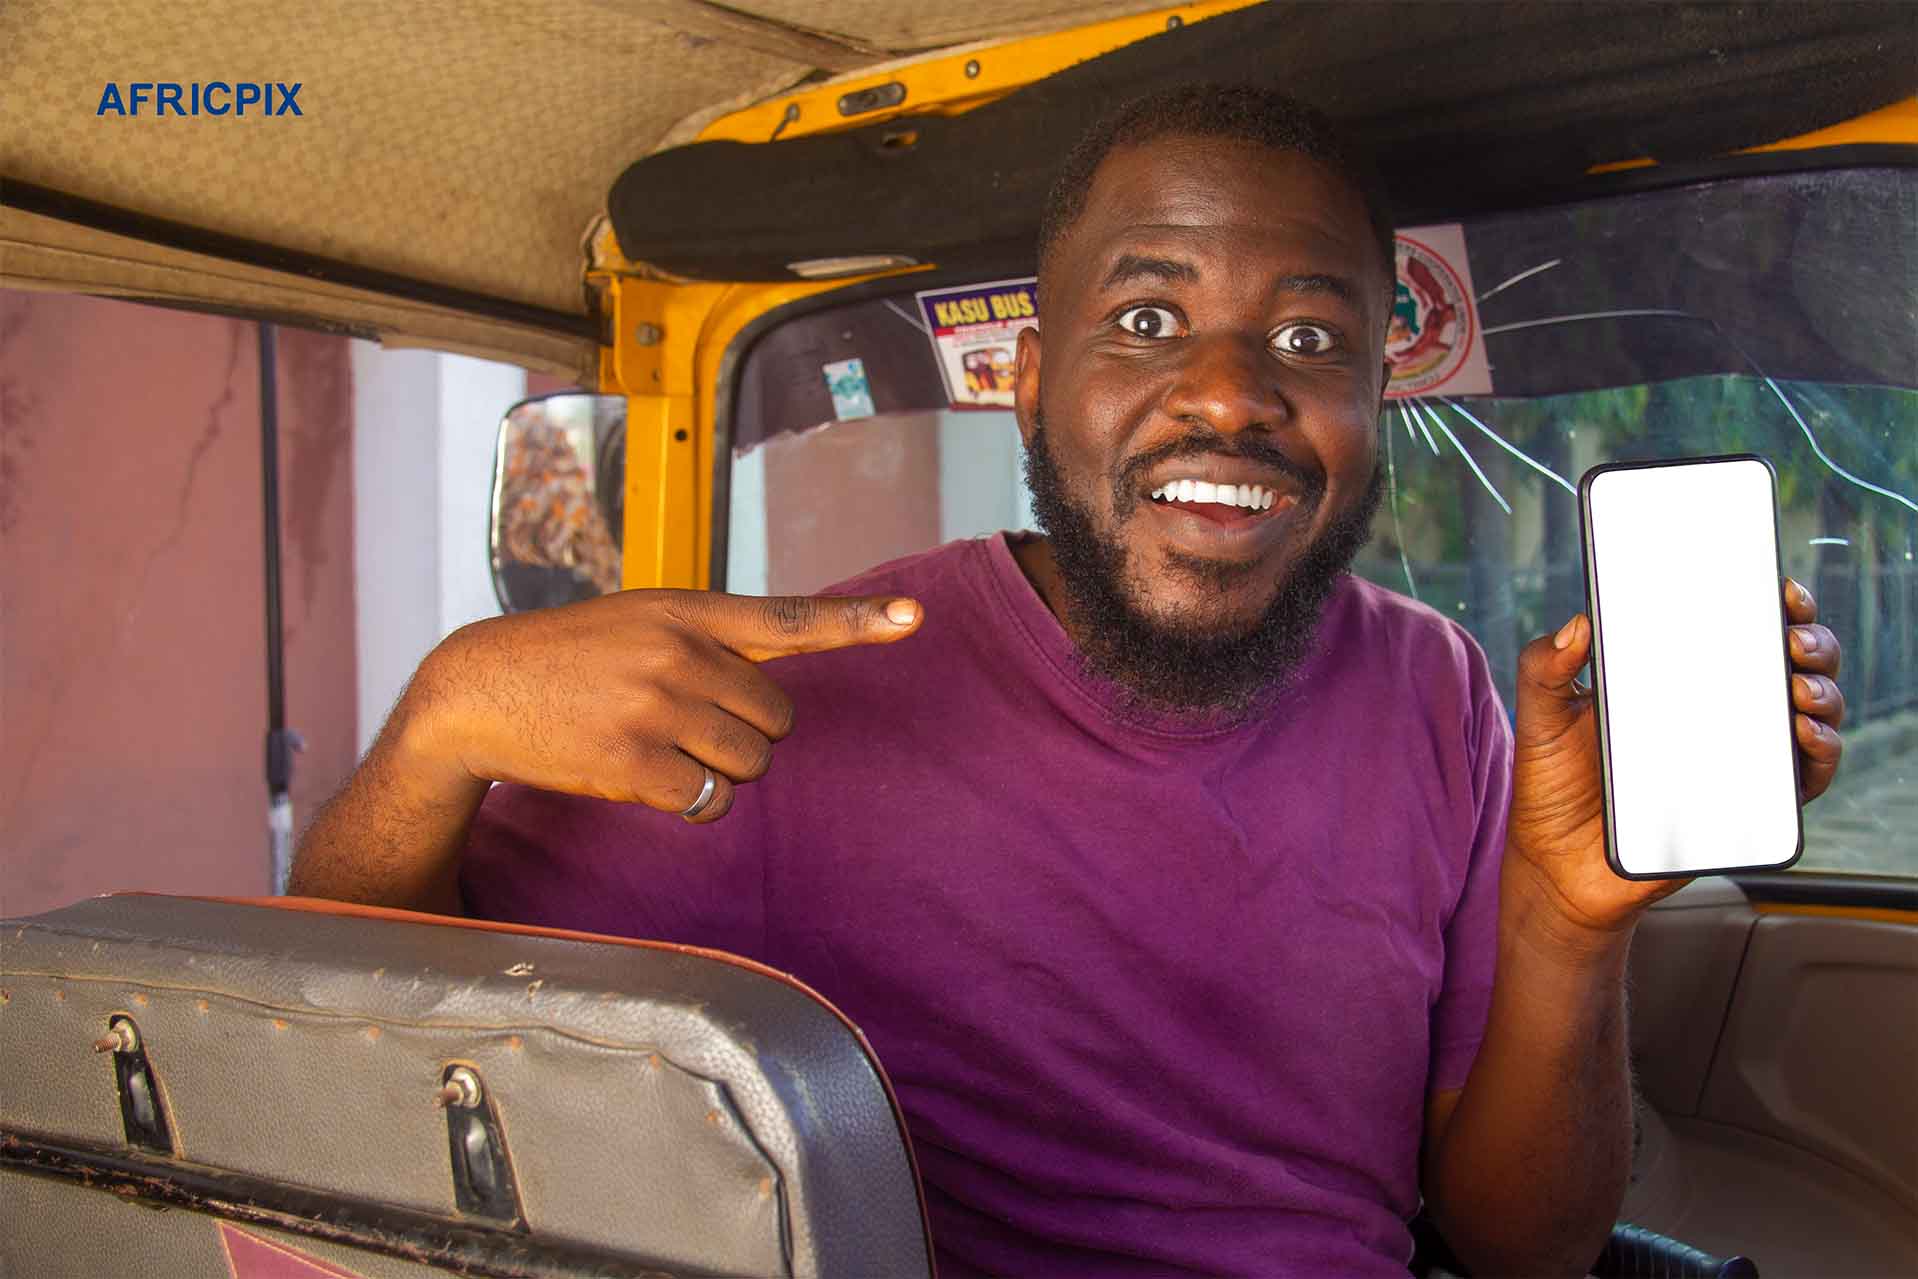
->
xmin=1007 ymin=532 xmax=1071 ymax=629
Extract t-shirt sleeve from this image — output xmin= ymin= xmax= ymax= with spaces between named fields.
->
xmin=1427 ymin=640 xmax=1514 ymax=1094
xmin=458 ymin=782 xmax=768 ymax=959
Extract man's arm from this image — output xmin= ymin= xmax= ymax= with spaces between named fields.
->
xmin=287 ymin=590 xmax=923 ymax=912
xmin=288 ymin=672 xmax=488 ymax=913
xmin=1422 ymin=581 xmax=1844 ymax=1277
xmin=1420 ymin=871 xmax=1634 ymax=1277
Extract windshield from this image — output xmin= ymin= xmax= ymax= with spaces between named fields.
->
xmin=1363 ymin=372 xmax=1914 ymax=875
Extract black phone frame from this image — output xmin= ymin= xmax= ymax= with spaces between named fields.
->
xmin=1577 ymin=452 xmax=1805 ymax=881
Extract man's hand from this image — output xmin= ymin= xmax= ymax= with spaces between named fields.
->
xmin=405 ymin=590 xmax=924 ymax=824
xmin=289 ymin=589 xmax=922 ymax=911
xmin=1505 ymin=576 xmax=1845 ymax=941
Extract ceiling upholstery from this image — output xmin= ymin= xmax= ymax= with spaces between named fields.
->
xmin=0 ymin=0 xmax=1168 ymax=329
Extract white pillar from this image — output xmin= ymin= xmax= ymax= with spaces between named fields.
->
xmin=726 ymin=445 xmax=771 ymax=595
xmin=350 ymin=343 xmax=524 ymax=755
xmin=438 ymin=355 xmax=526 ymax=636
xmin=937 ymin=409 xmax=1034 ymax=543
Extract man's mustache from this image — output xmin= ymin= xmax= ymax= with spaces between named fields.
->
xmin=1113 ymin=431 xmax=1326 ymax=515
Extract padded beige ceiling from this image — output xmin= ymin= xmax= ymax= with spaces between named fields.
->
xmin=721 ymin=0 xmax=1165 ymax=52
xmin=0 ymin=0 xmax=1166 ymax=331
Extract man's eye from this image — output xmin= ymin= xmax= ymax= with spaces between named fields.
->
xmin=1116 ymin=305 xmax=1179 ymax=339
xmin=1273 ymin=322 xmax=1339 ymax=355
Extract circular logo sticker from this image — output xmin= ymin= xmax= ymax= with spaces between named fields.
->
xmin=1386 ymin=235 xmax=1475 ymax=395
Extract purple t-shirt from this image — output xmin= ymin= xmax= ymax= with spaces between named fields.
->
xmin=463 ymin=532 xmax=1512 ymax=1277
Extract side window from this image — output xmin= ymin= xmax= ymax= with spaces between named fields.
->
xmin=726 ymin=409 xmax=1034 ymax=596
xmin=719 ymin=290 xmax=1037 ymax=596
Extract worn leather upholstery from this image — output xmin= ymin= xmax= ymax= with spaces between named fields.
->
xmin=0 ymin=893 xmax=933 ymax=1278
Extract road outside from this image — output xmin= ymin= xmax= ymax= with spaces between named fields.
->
xmin=1800 ymin=709 xmax=1918 ymax=875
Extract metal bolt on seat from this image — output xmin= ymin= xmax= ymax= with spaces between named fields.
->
xmin=435 ymin=1065 xmax=482 ymax=1109
xmin=92 ymin=1018 xmax=139 ymax=1054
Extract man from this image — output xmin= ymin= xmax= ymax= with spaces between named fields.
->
xmin=293 ymin=86 xmax=1847 ymax=1276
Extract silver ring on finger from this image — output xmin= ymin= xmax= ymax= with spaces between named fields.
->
xmin=680 ymin=765 xmax=719 ymax=820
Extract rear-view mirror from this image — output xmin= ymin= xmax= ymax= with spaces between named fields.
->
xmin=489 ymin=393 xmax=626 ymax=612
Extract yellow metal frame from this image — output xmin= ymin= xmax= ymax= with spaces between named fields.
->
xmin=596 ymin=0 xmax=1917 ymax=594
xmin=694 ymin=1 xmax=1263 ymax=146
xmin=603 ymin=275 xmax=897 ymax=590
xmin=1587 ymin=96 xmax=1918 ymax=173
xmin=1752 ymin=902 xmax=1918 ymax=928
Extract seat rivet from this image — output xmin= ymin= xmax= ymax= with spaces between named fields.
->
xmin=93 ymin=1018 xmax=139 ymax=1054
xmin=436 ymin=1065 xmax=482 ymax=1109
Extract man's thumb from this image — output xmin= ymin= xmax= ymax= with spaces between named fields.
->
xmin=1514 ymin=614 xmax=1592 ymax=746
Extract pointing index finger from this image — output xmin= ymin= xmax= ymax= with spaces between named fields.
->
xmin=701 ymin=592 xmax=923 ymax=662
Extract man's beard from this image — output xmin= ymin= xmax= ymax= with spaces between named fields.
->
xmin=1022 ymin=418 xmax=1383 ymax=716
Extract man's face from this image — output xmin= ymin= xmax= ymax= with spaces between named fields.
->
xmin=1015 ymin=134 xmax=1391 ymax=709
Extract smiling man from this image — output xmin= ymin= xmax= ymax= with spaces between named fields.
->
xmin=1013 ymin=94 xmax=1392 ymax=713
xmin=292 ymin=85 xmax=1847 ymax=1277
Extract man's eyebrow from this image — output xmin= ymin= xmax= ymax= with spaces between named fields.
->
xmin=1096 ymin=259 xmax=1365 ymax=307
xmin=1099 ymin=254 xmax=1199 ymax=290
xmin=1274 ymin=273 xmax=1360 ymax=305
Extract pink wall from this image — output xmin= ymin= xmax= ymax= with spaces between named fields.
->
xmin=1 ymin=292 xmax=358 ymax=918
xmin=764 ymin=414 xmax=944 ymax=596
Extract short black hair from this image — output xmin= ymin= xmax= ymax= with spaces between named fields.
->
xmin=1037 ymin=84 xmax=1395 ymax=293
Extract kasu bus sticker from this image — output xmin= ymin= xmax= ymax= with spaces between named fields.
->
xmin=916 ymin=278 xmax=1039 ymax=409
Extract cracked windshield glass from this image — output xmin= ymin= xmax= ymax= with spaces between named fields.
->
xmin=725 ymin=169 xmax=1915 ymax=875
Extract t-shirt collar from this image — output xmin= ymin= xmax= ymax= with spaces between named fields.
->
xmin=980 ymin=531 xmax=1304 ymax=740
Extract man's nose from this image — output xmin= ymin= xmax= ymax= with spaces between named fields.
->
xmin=1159 ymin=333 xmax=1286 ymax=436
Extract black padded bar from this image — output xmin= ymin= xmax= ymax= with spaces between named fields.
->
xmin=609 ymin=1 xmax=1918 ymax=280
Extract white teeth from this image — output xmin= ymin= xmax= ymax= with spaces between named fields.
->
xmin=1150 ymin=480 xmax=1282 ymax=511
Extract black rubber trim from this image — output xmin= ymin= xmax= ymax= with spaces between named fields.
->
xmin=0 ymin=1129 xmax=714 ymax=1278
xmin=1731 ymin=871 xmax=1918 ymax=913
xmin=2 ymin=180 xmax=600 ymax=341
xmin=71 ymin=294 xmax=383 ymax=341
xmin=1427 ymin=144 xmax=1918 ymax=230
xmin=1538 ymin=143 xmax=1918 ymax=202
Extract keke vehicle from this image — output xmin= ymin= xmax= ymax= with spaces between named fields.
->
xmin=3 ymin=2 xmax=1916 ymax=1275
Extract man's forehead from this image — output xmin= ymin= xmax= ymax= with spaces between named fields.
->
xmin=1085 ymin=135 xmax=1353 ymax=222
xmin=1061 ymin=136 xmax=1376 ymax=278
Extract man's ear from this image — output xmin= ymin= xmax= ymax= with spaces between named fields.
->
xmin=1014 ymin=325 xmax=1042 ymax=447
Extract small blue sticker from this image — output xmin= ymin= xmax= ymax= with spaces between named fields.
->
xmin=823 ymin=357 xmax=876 ymax=421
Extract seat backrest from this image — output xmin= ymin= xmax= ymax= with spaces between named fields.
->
xmin=1 ymin=893 xmax=933 ymax=1278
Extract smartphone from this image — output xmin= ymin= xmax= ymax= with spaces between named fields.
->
xmin=1579 ymin=455 xmax=1802 ymax=879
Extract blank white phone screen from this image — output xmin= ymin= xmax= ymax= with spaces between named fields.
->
xmin=1586 ymin=459 xmax=1800 ymax=876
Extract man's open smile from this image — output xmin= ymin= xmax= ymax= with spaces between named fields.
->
xmin=1136 ymin=450 xmax=1311 ymax=551
xmin=1148 ymin=479 xmax=1284 ymax=513
xmin=1139 ymin=474 xmax=1307 ymax=554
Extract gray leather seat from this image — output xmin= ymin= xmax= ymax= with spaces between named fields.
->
xmin=0 ymin=893 xmax=934 ymax=1278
